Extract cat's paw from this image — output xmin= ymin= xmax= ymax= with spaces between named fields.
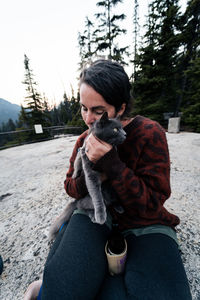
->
xmin=90 ymin=214 xmax=96 ymax=223
xmin=95 ymin=210 xmax=107 ymax=225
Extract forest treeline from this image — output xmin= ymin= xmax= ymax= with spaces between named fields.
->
xmin=1 ymin=0 xmax=200 ymax=147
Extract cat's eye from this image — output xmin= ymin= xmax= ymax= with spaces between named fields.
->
xmin=113 ymin=128 xmax=118 ymax=132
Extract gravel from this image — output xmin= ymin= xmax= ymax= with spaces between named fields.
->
xmin=0 ymin=132 xmax=199 ymax=299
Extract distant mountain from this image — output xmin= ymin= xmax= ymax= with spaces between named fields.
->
xmin=0 ymin=98 xmax=21 ymax=125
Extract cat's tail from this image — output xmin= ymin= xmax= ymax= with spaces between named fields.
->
xmin=49 ymin=200 xmax=77 ymax=241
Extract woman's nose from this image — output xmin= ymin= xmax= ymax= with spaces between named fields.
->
xmin=85 ymin=111 xmax=95 ymax=125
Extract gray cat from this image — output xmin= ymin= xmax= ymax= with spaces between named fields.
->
xmin=49 ymin=112 xmax=126 ymax=240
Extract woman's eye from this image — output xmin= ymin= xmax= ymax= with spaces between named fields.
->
xmin=113 ymin=128 xmax=118 ymax=132
xmin=95 ymin=111 xmax=104 ymax=115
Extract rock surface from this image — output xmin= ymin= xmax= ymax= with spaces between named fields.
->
xmin=0 ymin=132 xmax=199 ymax=299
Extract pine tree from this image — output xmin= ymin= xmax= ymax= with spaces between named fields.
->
xmin=21 ymin=54 xmax=48 ymax=127
xmin=0 ymin=119 xmax=16 ymax=132
xmin=132 ymin=0 xmax=181 ymax=123
xmin=63 ymin=92 xmax=72 ymax=121
xmin=131 ymin=0 xmax=139 ymax=82
xmin=69 ymin=90 xmax=80 ymax=120
xmin=50 ymin=106 xmax=60 ymax=126
xmin=94 ymin=0 xmax=129 ymax=64
xmin=174 ymin=0 xmax=200 ymax=118
xmin=78 ymin=17 xmax=95 ymax=69
xmin=182 ymin=55 xmax=200 ymax=132
xmin=7 ymin=119 xmax=16 ymax=131
xmin=180 ymin=0 xmax=200 ymax=132
xmin=18 ymin=105 xmax=29 ymax=128
xmin=57 ymin=93 xmax=72 ymax=125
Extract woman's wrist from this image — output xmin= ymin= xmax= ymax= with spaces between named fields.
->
xmin=93 ymin=148 xmax=126 ymax=180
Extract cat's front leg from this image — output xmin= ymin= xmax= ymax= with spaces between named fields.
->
xmin=80 ymin=148 xmax=107 ymax=224
xmin=94 ymin=199 xmax=107 ymax=224
xmin=72 ymin=149 xmax=82 ymax=179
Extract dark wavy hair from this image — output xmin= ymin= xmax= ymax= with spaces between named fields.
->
xmin=79 ymin=59 xmax=133 ymax=118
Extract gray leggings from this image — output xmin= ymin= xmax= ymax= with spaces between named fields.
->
xmin=41 ymin=214 xmax=192 ymax=300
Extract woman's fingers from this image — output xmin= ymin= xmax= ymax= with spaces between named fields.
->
xmin=85 ymin=134 xmax=112 ymax=163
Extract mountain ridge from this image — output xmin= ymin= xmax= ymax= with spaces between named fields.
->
xmin=0 ymin=98 xmax=21 ymax=125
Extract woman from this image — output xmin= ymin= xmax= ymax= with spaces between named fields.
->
xmin=25 ymin=59 xmax=191 ymax=299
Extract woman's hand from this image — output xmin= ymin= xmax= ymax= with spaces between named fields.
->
xmin=85 ymin=133 xmax=112 ymax=163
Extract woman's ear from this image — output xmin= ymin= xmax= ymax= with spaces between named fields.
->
xmin=117 ymin=103 xmax=126 ymax=118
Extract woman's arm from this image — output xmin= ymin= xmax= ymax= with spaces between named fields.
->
xmin=93 ymin=124 xmax=171 ymax=215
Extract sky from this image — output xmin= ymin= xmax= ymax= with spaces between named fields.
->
xmin=0 ymin=0 xmax=186 ymax=107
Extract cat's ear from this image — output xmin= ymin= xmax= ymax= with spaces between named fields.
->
xmin=116 ymin=114 xmax=121 ymax=121
xmin=100 ymin=111 xmax=108 ymax=123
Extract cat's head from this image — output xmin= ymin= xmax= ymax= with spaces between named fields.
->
xmin=91 ymin=112 xmax=126 ymax=146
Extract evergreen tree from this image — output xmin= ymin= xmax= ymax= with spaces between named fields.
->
xmin=18 ymin=105 xmax=29 ymax=128
xmin=174 ymin=0 xmax=200 ymax=118
xmin=6 ymin=119 xmax=16 ymax=131
xmin=132 ymin=0 xmax=181 ymax=123
xmin=181 ymin=54 xmax=200 ymax=132
xmin=94 ymin=0 xmax=129 ymax=64
xmin=21 ymin=54 xmax=49 ymax=127
xmin=78 ymin=17 xmax=95 ymax=69
xmin=0 ymin=119 xmax=16 ymax=132
xmin=63 ymin=92 xmax=73 ymax=121
xmin=58 ymin=93 xmax=72 ymax=125
xmin=42 ymin=94 xmax=52 ymax=125
xmin=69 ymin=92 xmax=80 ymax=120
xmin=131 ymin=0 xmax=139 ymax=82
xmin=52 ymin=89 xmax=81 ymax=126
xmin=50 ymin=106 xmax=60 ymax=126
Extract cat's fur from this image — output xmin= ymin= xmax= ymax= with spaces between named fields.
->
xmin=49 ymin=112 xmax=126 ymax=240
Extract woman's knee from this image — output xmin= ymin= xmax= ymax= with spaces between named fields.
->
xmin=124 ymin=234 xmax=192 ymax=299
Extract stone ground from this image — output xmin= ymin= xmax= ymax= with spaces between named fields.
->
xmin=0 ymin=132 xmax=199 ymax=300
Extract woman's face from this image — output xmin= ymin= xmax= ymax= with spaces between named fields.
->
xmin=80 ymin=83 xmax=118 ymax=128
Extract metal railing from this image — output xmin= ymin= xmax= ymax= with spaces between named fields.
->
xmin=0 ymin=125 xmax=83 ymax=150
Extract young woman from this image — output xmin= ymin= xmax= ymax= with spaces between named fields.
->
xmin=25 ymin=59 xmax=192 ymax=300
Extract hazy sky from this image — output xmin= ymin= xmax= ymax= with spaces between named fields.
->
xmin=0 ymin=0 xmax=186 ymax=107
